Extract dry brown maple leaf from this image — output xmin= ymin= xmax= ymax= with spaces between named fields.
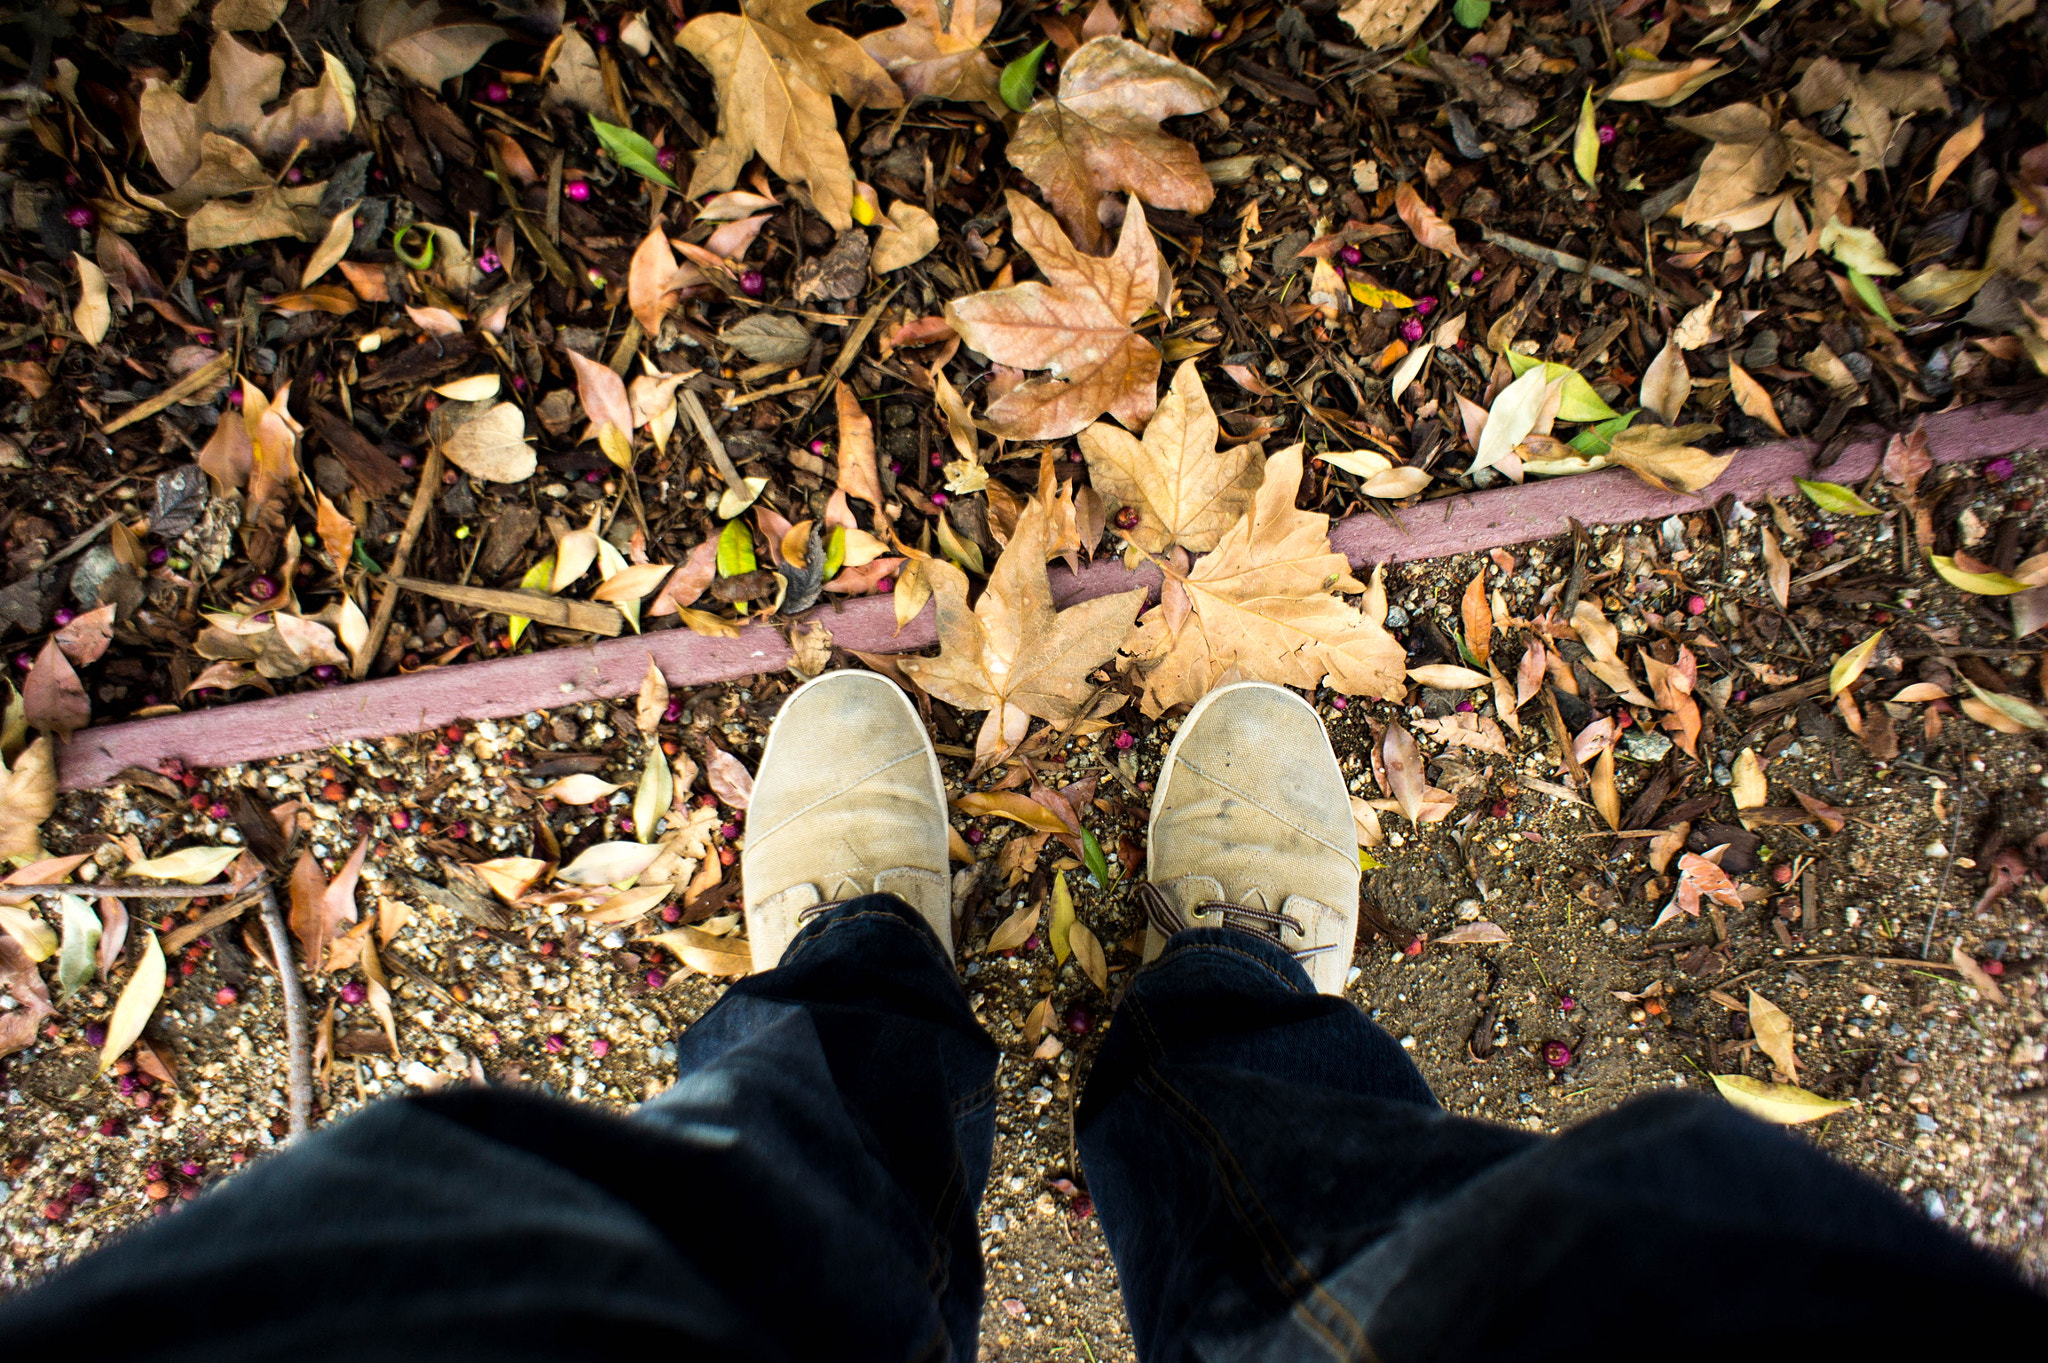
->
xmin=1124 ymin=444 xmax=1407 ymax=715
xmin=1671 ymin=103 xmax=1790 ymax=231
xmin=1078 ymin=359 xmax=1262 ymax=555
xmin=860 ymin=0 xmax=1003 ymax=111
xmin=945 ymin=190 xmax=1163 ymax=439
xmin=898 ymin=497 xmax=1145 ymax=769
xmin=1006 ymin=35 xmax=1220 ymax=252
xmin=1336 ymin=0 xmax=1436 ymax=49
xmin=679 ymin=0 xmax=903 ymax=232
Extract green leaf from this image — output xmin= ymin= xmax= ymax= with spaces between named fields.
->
xmin=589 ymin=116 xmax=679 ymax=190
xmin=1929 ymin=554 xmax=2032 ymax=595
xmin=1504 ymin=352 xmax=1622 ymax=422
xmin=56 ymin=894 xmax=98 ymax=997
xmin=1453 ymin=0 xmax=1491 ymax=27
xmin=1573 ymin=88 xmax=1600 ymax=187
xmin=1847 ymin=267 xmax=1898 ymax=329
xmin=716 ymin=518 xmax=757 ymax=578
xmin=392 ymin=224 xmax=434 ymax=271
xmin=1569 ymin=411 xmax=1638 ymax=457
xmin=1000 ymin=40 xmax=1049 ymax=113
xmin=1080 ymin=826 xmax=1111 ymax=890
xmin=1795 ymin=478 xmax=1883 ymax=516
xmin=1359 ymin=848 xmax=1385 ymax=871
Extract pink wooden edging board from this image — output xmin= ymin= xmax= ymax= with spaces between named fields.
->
xmin=56 ymin=399 xmax=2045 ymax=791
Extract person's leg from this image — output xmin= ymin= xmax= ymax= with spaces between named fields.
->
xmin=1 ymin=671 xmax=998 ymax=1363
xmin=1080 ymin=682 xmax=2047 ymax=1363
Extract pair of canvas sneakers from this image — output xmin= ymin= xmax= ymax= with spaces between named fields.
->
xmin=742 ymin=672 xmax=1360 ymax=993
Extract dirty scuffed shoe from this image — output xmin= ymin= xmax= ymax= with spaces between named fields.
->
xmin=742 ymin=670 xmax=952 ymax=972
xmin=1140 ymin=681 xmax=1361 ymax=994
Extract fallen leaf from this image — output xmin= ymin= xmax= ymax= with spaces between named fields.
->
xmin=1793 ymin=789 xmax=1847 ymax=834
xmin=0 ymin=935 xmax=53 ymax=1058
xmin=873 ymin=201 xmax=941 ymax=272
xmin=127 ymin=844 xmax=240 ymax=883
xmin=1608 ymin=57 xmax=1726 ymax=105
xmin=704 ymin=743 xmax=755 ymax=809
xmin=1407 ymin=664 xmax=1490 ymax=690
xmin=1573 ymin=88 xmax=1600 ymax=186
xmin=678 ymin=0 xmax=903 ymax=231
xmin=1006 ymin=36 xmax=1220 ymax=251
xmin=73 ymin=254 xmax=112 ymax=347
xmin=98 ymin=930 xmax=166 ymax=1073
xmin=956 ymin=791 xmax=1072 ymax=834
xmin=1077 ymin=361 xmax=1261 ymax=555
xmin=1434 ymin=921 xmax=1511 ymax=944
xmin=22 ymin=639 xmax=90 ymax=736
xmin=564 ymin=349 xmax=635 ymax=468
xmin=537 ymin=774 xmax=624 ymax=805
xmin=1336 ymin=0 xmax=1435 ymax=49
xmin=1961 ymin=678 xmax=2048 ymax=732
xmin=1727 ymin=360 xmax=1787 ymax=437
xmin=1761 ymin=527 xmax=1791 ymax=609
xmin=439 ymin=402 xmax=534 ymax=483
xmin=1605 ymin=423 xmax=1730 ymax=494
xmin=1796 ymin=477 xmax=1883 ymax=516
xmin=628 ymin=228 xmax=705 ymax=335
xmin=1381 ymin=721 xmax=1427 ymax=824
xmin=0 ymin=738 xmax=57 ymax=863
xmin=1640 ymin=340 xmax=1691 ymax=423
xmin=54 ymin=603 xmax=119 ymax=667
xmin=1672 ymin=103 xmax=1788 ymax=229
xmin=945 ymin=191 xmax=1163 ymax=439
xmin=1930 ymin=555 xmax=2031 ymax=595
xmin=644 ymin=926 xmax=753 ymax=978
xmin=1049 ymin=869 xmax=1075 ymax=965
xmin=1069 ymin=920 xmax=1108 ymax=991
xmin=634 ymin=740 xmax=673 ymax=845
xmin=1126 ymin=447 xmax=1406 ymax=713
xmin=1711 ymin=1073 xmax=1852 ymax=1124
xmin=636 ymin=657 xmax=670 ymax=736
xmin=1471 ymin=366 xmax=1552 ymax=476
xmin=1818 ymin=217 xmax=1899 ymax=275
xmin=0 ymin=903 xmax=57 ymax=959
xmin=1732 ymin=748 xmax=1768 ymax=810
xmin=1829 ymin=629 xmax=1884 ymax=696
xmin=1950 ymin=942 xmax=2007 ymax=1005
xmin=861 ymin=0 xmax=1002 ymax=108
xmin=1417 ymin=712 xmax=1511 ymax=755
xmin=359 ymin=0 xmax=511 ymax=89
xmin=1394 ymin=182 xmax=1470 ymax=260
xmin=1461 ymin=568 xmax=1492 ymax=665
xmin=988 ymin=898 xmax=1041 ymax=951
xmin=558 ymin=841 xmax=665 ymax=886
xmin=900 ymin=497 xmax=1144 ymax=767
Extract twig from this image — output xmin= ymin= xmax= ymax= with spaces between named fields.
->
xmin=257 ymin=882 xmax=313 ymax=1138
xmin=678 ymin=389 xmax=751 ymax=502
xmin=354 ymin=447 xmax=444 ymax=680
xmin=0 ymin=881 xmax=240 ymax=898
xmin=1481 ymin=228 xmax=1662 ymax=302
xmin=1920 ymin=791 xmax=1967 ymax=960
xmin=161 ymin=890 xmax=265 ymax=954
xmin=102 ymin=350 xmax=234 ymax=435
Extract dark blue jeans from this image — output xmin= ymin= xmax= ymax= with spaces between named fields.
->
xmin=1 ymin=896 xmax=2040 ymax=1361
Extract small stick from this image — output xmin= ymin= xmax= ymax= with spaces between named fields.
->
xmin=354 ymin=447 xmax=444 ymax=680
xmin=256 ymin=882 xmax=313 ymax=1138
xmin=0 ymin=882 xmax=240 ymax=898
xmin=1920 ymin=791 xmax=1967 ymax=960
xmin=1481 ymin=228 xmax=1662 ymax=302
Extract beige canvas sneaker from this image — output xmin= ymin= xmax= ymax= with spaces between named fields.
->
xmin=1140 ymin=681 xmax=1361 ymax=993
xmin=742 ymin=670 xmax=953 ymax=972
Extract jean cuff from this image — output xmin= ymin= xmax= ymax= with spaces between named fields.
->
xmin=1142 ymin=925 xmax=1321 ymax=994
xmin=777 ymin=893 xmax=952 ymax=973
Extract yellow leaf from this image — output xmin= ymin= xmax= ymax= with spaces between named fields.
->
xmin=0 ymin=904 xmax=58 ymax=960
xmin=1049 ymin=869 xmax=1075 ymax=966
xmin=1077 ymin=361 xmax=1262 ymax=556
xmin=633 ymin=739 xmax=672 ymax=844
xmin=1748 ymin=988 xmax=1799 ymax=1078
xmin=582 ymin=883 xmax=675 ymax=927
xmin=1346 ymin=278 xmax=1415 ymax=309
xmin=1731 ymin=747 xmax=1767 ymax=810
xmin=1726 ymin=360 xmax=1786 ymax=437
xmin=1828 ymin=629 xmax=1883 ymax=697
xmin=1573 ymin=88 xmax=1600 ymax=186
xmin=1070 ymin=920 xmax=1108 ymax=991
xmin=98 ymin=931 xmax=165 ymax=1073
xmin=1591 ymin=747 xmax=1620 ymax=830
xmin=433 ymin=373 xmax=502 ymax=402
xmin=642 ymin=926 xmax=753 ymax=978
xmin=1711 ymin=1073 xmax=1851 ymax=1124
xmin=72 ymin=254 xmax=112 ymax=347
xmin=126 ymin=845 xmax=241 ymax=883
xmin=954 ymin=790 xmax=1070 ymax=834
xmin=988 ymin=899 xmax=1041 ymax=952
xmin=1929 ymin=554 xmax=2031 ymax=595
xmin=509 ymin=553 xmax=554 ymax=647
xmin=302 ymin=200 xmax=360 ymax=287
xmin=1406 ymin=664 xmax=1491 ymax=690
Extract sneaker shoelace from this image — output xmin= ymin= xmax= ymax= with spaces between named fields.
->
xmin=1137 ymin=882 xmax=1335 ymax=963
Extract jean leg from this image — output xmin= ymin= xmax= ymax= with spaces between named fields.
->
xmin=0 ymin=895 xmax=998 ymax=1363
xmin=1076 ymin=928 xmax=1540 ymax=1361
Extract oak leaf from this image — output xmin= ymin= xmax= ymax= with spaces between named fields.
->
xmin=945 ymin=191 xmax=1163 ymax=439
xmin=1077 ymin=360 xmax=1261 ymax=555
xmin=678 ymin=0 xmax=903 ymax=232
xmin=1671 ymin=103 xmax=1789 ymax=230
xmin=358 ymin=0 xmax=508 ymax=89
xmin=1006 ymin=35 xmax=1220 ymax=252
xmin=1124 ymin=445 xmax=1407 ymax=715
xmin=860 ymin=0 xmax=1003 ymax=110
xmin=899 ymin=498 xmax=1145 ymax=769
xmin=1336 ymin=0 xmax=1435 ymax=49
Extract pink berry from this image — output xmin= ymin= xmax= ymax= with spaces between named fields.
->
xmin=390 ymin=811 xmax=410 ymax=831
xmin=65 ymin=205 xmax=95 ymax=229
xmin=617 ymin=815 xmax=635 ymax=833
xmin=340 ymin=981 xmax=367 ymax=1005
xmin=645 ymin=969 xmax=668 ymax=988
xmin=809 ymin=437 xmax=828 ymax=455
xmin=207 ymin=801 xmax=229 ymax=819
xmin=1597 ymin=124 xmax=1617 ymax=145
xmin=874 ymin=576 xmax=895 ymax=593
xmin=1065 ymin=1006 xmax=1091 ymax=1034
xmin=965 ymin=827 xmax=986 ymax=844
xmin=1414 ymin=295 xmax=1438 ymax=317
xmin=740 ymin=270 xmax=765 ymax=296
xmin=1542 ymin=1040 xmax=1573 ymax=1068
xmin=227 ymin=389 xmax=243 ymax=409
xmin=1984 ymin=959 xmax=2005 ymax=976
xmin=1558 ymin=995 xmax=1577 ymax=1013
xmin=656 ymin=147 xmax=678 ymax=171
xmin=179 ymin=1161 xmax=202 ymax=1177
xmin=1469 ymin=267 xmax=1486 ymax=284
xmin=663 ymin=698 xmax=684 ymax=723
xmin=248 ymin=575 xmax=278 ymax=600
xmin=930 ymin=451 xmax=944 ymax=467
xmin=447 ymin=821 xmax=470 ymax=841
xmin=591 ymin=1038 xmax=611 ymax=1057
xmin=1330 ymin=695 xmax=1349 ymax=711
xmin=215 ymin=986 xmax=239 ymax=1006
xmin=544 ymin=1034 xmax=566 ymax=1053
xmin=720 ymin=822 xmax=739 ymax=839
xmin=1114 ymin=730 xmax=1135 ymax=750
xmin=43 ymin=1199 xmax=69 ymax=1223
xmin=1400 ymin=318 xmax=1426 ymax=343
xmin=1340 ymin=245 xmax=1363 ymax=266
xmin=485 ymin=81 xmax=510 ymax=103
xmin=564 ymin=180 xmax=592 ymax=203
xmin=930 ymin=491 xmax=949 ymax=506
xmin=1686 ymin=594 xmax=1708 ymax=616
xmin=660 ymin=905 xmax=680 ymax=922
xmin=1114 ymin=506 xmax=1142 ymax=530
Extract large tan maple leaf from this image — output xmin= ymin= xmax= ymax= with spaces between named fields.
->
xmin=1007 ymin=35 xmax=1221 ymax=252
xmin=1124 ymin=444 xmax=1407 ymax=715
xmin=899 ymin=497 xmax=1145 ymax=769
xmin=1077 ymin=359 xmax=1262 ymax=556
xmin=678 ymin=0 xmax=903 ymax=231
xmin=859 ymin=0 xmax=1003 ymax=111
xmin=945 ymin=190 xmax=1163 ymax=440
